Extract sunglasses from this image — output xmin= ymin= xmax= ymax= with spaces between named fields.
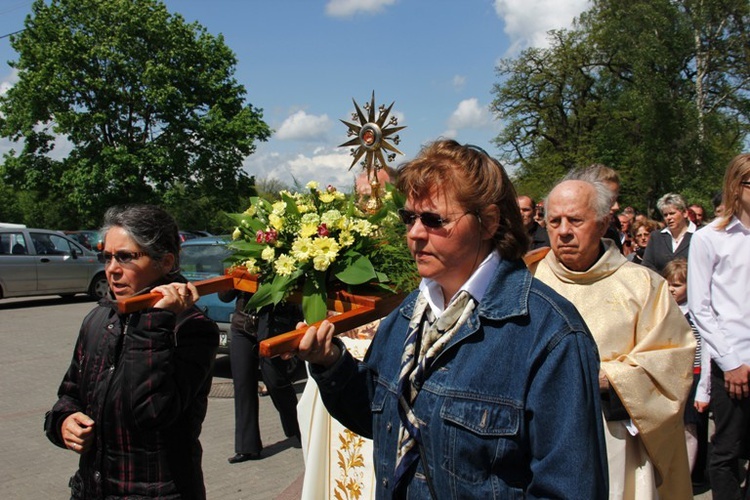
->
xmin=741 ymin=181 xmax=750 ymax=187
xmin=397 ymin=208 xmax=472 ymax=229
xmin=98 ymin=251 xmax=148 ymax=264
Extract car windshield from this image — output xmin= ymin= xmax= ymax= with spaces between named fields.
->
xmin=180 ymin=243 xmax=231 ymax=279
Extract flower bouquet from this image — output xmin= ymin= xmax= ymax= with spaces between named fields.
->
xmin=225 ymin=181 xmax=419 ymax=324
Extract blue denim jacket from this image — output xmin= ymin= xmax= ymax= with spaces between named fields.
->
xmin=312 ymin=258 xmax=608 ymax=499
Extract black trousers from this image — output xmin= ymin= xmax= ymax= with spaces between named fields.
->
xmin=229 ymin=327 xmax=300 ymax=454
xmin=709 ymin=362 xmax=750 ymax=500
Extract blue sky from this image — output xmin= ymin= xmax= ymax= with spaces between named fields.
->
xmin=0 ymin=0 xmax=590 ymax=189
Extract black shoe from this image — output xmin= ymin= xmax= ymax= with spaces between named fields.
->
xmin=228 ymin=452 xmax=261 ymax=464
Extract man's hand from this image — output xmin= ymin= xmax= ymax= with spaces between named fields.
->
xmin=724 ymin=364 xmax=750 ymax=399
xmin=61 ymin=412 xmax=95 ymax=454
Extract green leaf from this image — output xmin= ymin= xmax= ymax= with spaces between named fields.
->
xmin=333 ymin=251 xmax=377 ymax=285
xmin=246 ymin=282 xmax=275 ymax=311
xmin=246 ymin=272 xmax=299 ymax=311
xmin=302 ymin=274 xmax=327 ymax=323
xmin=281 ymin=192 xmax=300 ymax=217
xmin=226 ymin=239 xmax=265 ymax=254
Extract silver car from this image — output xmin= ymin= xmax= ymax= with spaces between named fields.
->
xmin=179 ymin=236 xmax=234 ymax=353
xmin=0 ymin=228 xmax=109 ymax=300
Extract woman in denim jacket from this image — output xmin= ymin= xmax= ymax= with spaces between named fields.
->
xmin=294 ymin=140 xmax=609 ymax=499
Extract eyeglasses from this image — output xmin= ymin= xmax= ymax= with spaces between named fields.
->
xmin=741 ymin=181 xmax=750 ymax=187
xmin=397 ymin=208 xmax=472 ymax=228
xmin=98 ymin=251 xmax=148 ymax=264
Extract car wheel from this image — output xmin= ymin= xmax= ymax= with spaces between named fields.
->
xmin=88 ymin=273 xmax=109 ymax=299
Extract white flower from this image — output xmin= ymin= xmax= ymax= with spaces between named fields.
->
xmin=274 ymin=254 xmax=297 ymax=276
xmin=321 ymin=209 xmax=343 ymax=228
xmin=271 ymin=201 xmax=286 ymax=216
xmin=261 ymin=246 xmax=275 ymax=261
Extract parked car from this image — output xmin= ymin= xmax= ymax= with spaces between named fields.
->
xmin=180 ymin=236 xmax=234 ymax=353
xmin=178 ymin=231 xmax=200 ymax=243
xmin=63 ymin=230 xmax=102 ymax=251
xmin=187 ymin=230 xmax=214 ymax=238
xmin=0 ymin=228 xmax=109 ymax=300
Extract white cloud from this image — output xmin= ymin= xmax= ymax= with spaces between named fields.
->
xmin=445 ymin=98 xmax=490 ymax=135
xmin=325 ymin=0 xmax=397 ymax=17
xmin=275 ymin=110 xmax=332 ymax=141
xmin=243 ymin=145 xmax=357 ymax=190
xmin=0 ymin=68 xmax=19 ymax=97
xmin=494 ymin=0 xmax=590 ymax=51
xmin=452 ymin=75 xmax=467 ymax=91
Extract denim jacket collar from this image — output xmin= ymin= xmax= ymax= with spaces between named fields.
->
xmin=398 ymin=257 xmax=532 ymax=332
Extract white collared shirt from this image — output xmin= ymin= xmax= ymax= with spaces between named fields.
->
xmin=661 ymin=220 xmax=697 ymax=252
xmin=688 ymin=216 xmax=750 ymax=370
xmin=419 ymin=251 xmax=500 ymax=318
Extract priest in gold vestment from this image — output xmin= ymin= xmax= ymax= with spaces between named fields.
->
xmin=530 ymin=179 xmax=696 ymax=500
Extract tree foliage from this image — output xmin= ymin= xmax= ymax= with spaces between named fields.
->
xmin=491 ymin=0 xmax=750 ymax=215
xmin=0 ymin=0 xmax=271 ymax=228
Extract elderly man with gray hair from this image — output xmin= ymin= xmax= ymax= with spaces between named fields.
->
xmin=642 ymin=193 xmax=697 ymax=273
xmin=527 ymin=177 xmax=696 ymax=499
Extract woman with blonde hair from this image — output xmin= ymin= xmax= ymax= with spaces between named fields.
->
xmin=688 ymin=153 xmax=750 ymax=498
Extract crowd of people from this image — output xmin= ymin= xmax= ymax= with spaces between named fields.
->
xmin=44 ymin=147 xmax=749 ymax=499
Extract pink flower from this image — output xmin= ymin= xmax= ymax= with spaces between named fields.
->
xmin=255 ymin=230 xmax=265 ymax=243
xmin=317 ymin=224 xmax=329 ymax=237
xmin=265 ymin=229 xmax=278 ymax=244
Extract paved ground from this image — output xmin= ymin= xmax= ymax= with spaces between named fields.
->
xmin=0 ymin=294 xmax=714 ymax=499
xmin=0 ymin=295 xmax=305 ymax=500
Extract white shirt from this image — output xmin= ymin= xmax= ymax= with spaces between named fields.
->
xmin=661 ymin=220 xmax=696 ymax=252
xmin=688 ymin=216 xmax=750 ymax=371
xmin=419 ymin=250 xmax=499 ymax=317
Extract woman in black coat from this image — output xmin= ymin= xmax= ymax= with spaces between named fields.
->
xmin=44 ymin=205 xmax=219 ymax=499
xmin=642 ymin=193 xmax=695 ymax=273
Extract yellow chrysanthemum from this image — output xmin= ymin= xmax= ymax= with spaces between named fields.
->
xmin=242 ymin=258 xmax=259 ymax=274
xmin=313 ymin=236 xmax=340 ymax=260
xmin=306 ymin=181 xmax=319 ymax=190
xmin=301 ymin=213 xmax=320 ymax=226
xmin=313 ymin=253 xmax=333 ymax=272
xmin=338 ymin=230 xmax=355 ymax=247
xmin=274 ymin=254 xmax=297 ymax=276
xmin=232 ymin=227 xmax=241 ymax=240
xmin=261 ymin=246 xmax=275 ymax=261
xmin=271 ymin=201 xmax=286 ymax=216
xmin=321 ymin=209 xmax=342 ymax=228
xmin=299 ymin=223 xmax=318 ymax=238
xmin=291 ymin=237 xmax=314 ymax=262
xmin=243 ymin=205 xmax=257 ymax=216
xmin=319 ymin=192 xmax=335 ymax=203
xmin=334 ymin=191 xmax=346 ymax=201
xmin=269 ymin=214 xmax=284 ymax=231
xmin=351 ymin=219 xmax=376 ymax=236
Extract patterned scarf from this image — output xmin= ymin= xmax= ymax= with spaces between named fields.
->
xmin=392 ymin=289 xmax=477 ymax=491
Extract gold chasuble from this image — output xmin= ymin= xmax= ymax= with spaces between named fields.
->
xmin=531 ymin=240 xmax=695 ymax=500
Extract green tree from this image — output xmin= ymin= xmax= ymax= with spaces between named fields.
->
xmin=491 ymin=0 xmax=749 ymax=214
xmin=0 ymin=0 xmax=271 ymax=228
